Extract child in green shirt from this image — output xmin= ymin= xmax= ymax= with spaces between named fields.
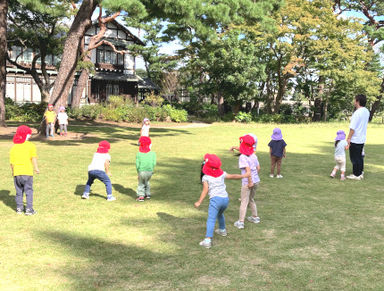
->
xmin=136 ymin=136 xmax=156 ymax=201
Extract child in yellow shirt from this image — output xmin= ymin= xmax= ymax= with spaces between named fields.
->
xmin=10 ymin=125 xmax=40 ymax=215
xmin=44 ymin=104 xmax=56 ymax=138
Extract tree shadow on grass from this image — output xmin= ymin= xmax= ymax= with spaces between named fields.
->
xmin=0 ymin=190 xmax=14 ymax=211
xmin=74 ymin=184 xmax=108 ymax=200
xmin=39 ymin=230 xmax=173 ymax=289
xmin=113 ymin=184 xmax=136 ymax=199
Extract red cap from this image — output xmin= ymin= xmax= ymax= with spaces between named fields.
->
xmin=96 ymin=140 xmax=110 ymax=153
xmin=13 ymin=125 xmax=32 ymax=144
xmin=202 ymin=153 xmax=224 ymax=178
xmin=239 ymin=135 xmax=255 ymax=156
xmin=139 ymin=136 xmax=151 ymax=153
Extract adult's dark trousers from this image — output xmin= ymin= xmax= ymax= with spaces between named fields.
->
xmin=14 ymin=175 xmax=34 ymax=210
xmin=349 ymin=143 xmax=364 ymax=176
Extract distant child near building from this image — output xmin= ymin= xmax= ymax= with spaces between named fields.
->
xmin=233 ymin=135 xmax=261 ymax=229
xmin=44 ymin=104 xmax=56 ymax=138
xmin=57 ymin=106 xmax=68 ymax=136
xmin=141 ymin=118 xmax=151 ymax=137
xmin=268 ymin=128 xmax=287 ymax=178
xmin=10 ymin=125 xmax=40 ymax=215
xmin=330 ymin=130 xmax=349 ymax=181
xmin=136 ymin=136 xmax=156 ymax=202
xmin=82 ymin=141 xmax=116 ymax=201
xmin=195 ymin=153 xmax=249 ymax=248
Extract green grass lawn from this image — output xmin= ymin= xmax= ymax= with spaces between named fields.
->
xmin=0 ymin=122 xmax=383 ymax=290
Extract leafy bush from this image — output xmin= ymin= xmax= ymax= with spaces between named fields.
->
xmin=235 ymin=111 xmax=252 ymax=123
xmin=162 ymin=104 xmax=188 ymax=122
xmin=5 ymin=98 xmax=47 ymax=122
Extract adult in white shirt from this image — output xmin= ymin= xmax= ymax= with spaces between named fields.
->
xmin=346 ymin=94 xmax=370 ymax=180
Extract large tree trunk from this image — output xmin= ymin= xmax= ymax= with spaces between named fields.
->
xmin=369 ymin=79 xmax=384 ymax=121
xmin=48 ymin=0 xmax=98 ymax=108
xmin=274 ymin=76 xmax=288 ymax=113
xmin=217 ymin=91 xmax=225 ymax=117
xmin=71 ymin=68 xmax=88 ymax=108
xmin=0 ymin=0 xmax=7 ymax=127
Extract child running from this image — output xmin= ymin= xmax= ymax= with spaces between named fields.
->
xmin=57 ymin=106 xmax=68 ymax=136
xmin=268 ymin=128 xmax=287 ymax=178
xmin=195 ymin=153 xmax=249 ymax=249
xmin=82 ymin=140 xmax=116 ymax=201
xmin=136 ymin=136 xmax=156 ymax=202
xmin=233 ymin=135 xmax=261 ymax=229
xmin=10 ymin=125 xmax=40 ymax=215
xmin=44 ymin=104 xmax=56 ymax=138
xmin=330 ymin=130 xmax=349 ymax=181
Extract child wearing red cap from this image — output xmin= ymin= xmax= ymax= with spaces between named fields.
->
xmin=195 ymin=153 xmax=249 ymax=248
xmin=10 ymin=125 xmax=40 ymax=215
xmin=44 ymin=104 xmax=56 ymax=138
xmin=234 ymin=135 xmax=261 ymax=229
xmin=82 ymin=141 xmax=116 ymax=201
xmin=136 ymin=136 xmax=156 ymax=201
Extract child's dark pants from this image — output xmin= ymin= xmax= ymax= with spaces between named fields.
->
xmin=14 ymin=175 xmax=34 ymax=210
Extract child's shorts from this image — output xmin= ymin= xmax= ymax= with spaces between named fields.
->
xmin=334 ymin=156 xmax=346 ymax=172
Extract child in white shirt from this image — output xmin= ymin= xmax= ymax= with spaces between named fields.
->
xmin=57 ymin=106 xmax=68 ymax=136
xmin=330 ymin=130 xmax=349 ymax=181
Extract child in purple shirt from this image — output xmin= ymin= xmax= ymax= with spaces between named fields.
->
xmin=268 ymin=128 xmax=287 ymax=178
xmin=234 ymin=135 xmax=261 ymax=229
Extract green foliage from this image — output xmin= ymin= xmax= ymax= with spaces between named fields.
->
xmin=5 ymin=98 xmax=47 ymax=122
xmin=67 ymin=96 xmax=187 ymax=123
xmin=234 ymin=111 xmax=252 ymax=123
xmin=142 ymin=92 xmax=164 ymax=107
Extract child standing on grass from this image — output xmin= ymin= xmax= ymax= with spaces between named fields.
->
xmin=44 ymin=104 xmax=56 ymax=138
xmin=233 ymin=135 xmax=261 ymax=229
xmin=141 ymin=118 xmax=151 ymax=137
xmin=195 ymin=153 xmax=249 ymax=249
xmin=330 ymin=130 xmax=349 ymax=181
xmin=268 ymin=128 xmax=287 ymax=178
xmin=136 ymin=136 xmax=156 ymax=202
xmin=57 ymin=106 xmax=68 ymax=136
xmin=10 ymin=125 xmax=40 ymax=215
xmin=82 ymin=140 xmax=116 ymax=201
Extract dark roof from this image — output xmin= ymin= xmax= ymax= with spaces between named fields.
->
xmin=138 ymin=78 xmax=160 ymax=90
xmin=93 ymin=72 xmax=139 ymax=82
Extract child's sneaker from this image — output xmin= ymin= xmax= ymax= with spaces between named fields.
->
xmin=16 ymin=208 xmax=23 ymax=214
xmin=199 ymin=238 xmax=212 ymax=248
xmin=247 ymin=216 xmax=260 ymax=224
xmin=330 ymin=173 xmax=335 ymax=178
xmin=106 ymin=195 xmax=116 ymax=201
xmin=276 ymin=174 xmax=283 ymax=178
xmin=214 ymin=229 xmax=227 ymax=237
xmin=81 ymin=193 xmax=90 ymax=199
xmin=269 ymin=174 xmax=274 ymax=178
xmin=234 ymin=221 xmax=244 ymax=229
xmin=136 ymin=196 xmax=144 ymax=202
xmin=144 ymin=195 xmax=151 ymax=200
xmin=25 ymin=209 xmax=37 ymax=216
xmin=340 ymin=176 xmax=346 ymax=181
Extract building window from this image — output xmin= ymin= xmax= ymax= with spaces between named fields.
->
xmin=96 ymin=46 xmax=124 ymax=66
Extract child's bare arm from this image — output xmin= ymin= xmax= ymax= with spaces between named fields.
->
xmin=229 ymin=146 xmax=240 ymax=152
xmin=10 ymin=164 xmax=14 ymax=176
xmin=227 ymin=167 xmax=250 ymax=179
xmin=104 ymin=160 xmax=111 ymax=176
xmin=194 ymin=182 xmax=209 ymax=208
xmin=32 ymin=158 xmax=40 ymax=174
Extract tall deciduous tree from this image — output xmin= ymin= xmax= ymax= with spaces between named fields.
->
xmin=0 ymin=0 xmax=7 ymax=126
xmin=334 ymin=0 xmax=384 ymax=120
